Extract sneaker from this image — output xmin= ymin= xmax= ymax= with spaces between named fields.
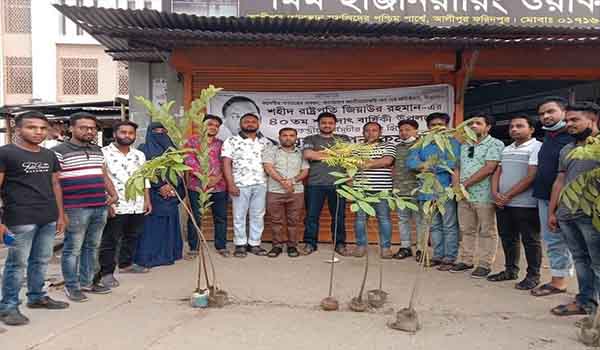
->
xmin=27 ymin=296 xmax=69 ymax=310
xmin=0 ymin=308 xmax=29 ymax=326
xmin=81 ymin=283 xmax=112 ymax=295
xmin=380 ymin=248 xmax=393 ymax=259
xmin=449 ymin=263 xmax=474 ymax=273
xmin=471 ymin=267 xmax=491 ymax=279
xmin=64 ymin=287 xmax=89 ymax=302
xmin=120 ymin=264 xmax=150 ymax=274
xmin=353 ymin=245 xmax=367 ymax=258
xmin=100 ymin=274 xmax=120 ymax=288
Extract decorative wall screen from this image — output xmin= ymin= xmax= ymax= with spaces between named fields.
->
xmin=4 ymin=0 xmax=31 ymax=33
xmin=117 ymin=62 xmax=129 ymax=95
xmin=5 ymin=56 xmax=32 ymax=94
xmin=61 ymin=58 xmax=98 ymax=95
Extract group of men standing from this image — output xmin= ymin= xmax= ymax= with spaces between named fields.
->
xmin=0 ymin=95 xmax=599 ymax=331
xmin=0 ymin=112 xmax=151 ymax=328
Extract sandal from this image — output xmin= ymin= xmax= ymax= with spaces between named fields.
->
xmin=249 ymin=246 xmax=268 ymax=256
xmin=551 ymin=302 xmax=588 ymax=316
xmin=301 ymin=244 xmax=316 ymax=256
xmin=217 ymin=249 xmax=230 ymax=258
xmin=487 ymin=270 xmax=519 ymax=282
xmin=267 ymin=246 xmax=283 ymax=258
xmin=531 ymin=283 xmax=567 ymax=297
xmin=515 ymin=278 xmax=539 ymax=291
xmin=393 ymin=248 xmax=412 ymax=260
xmin=233 ymin=245 xmax=247 ymax=258
xmin=287 ymin=247 xmax=300 ymax=258
xmin=334 ymin=244 xmax=351 ymax=257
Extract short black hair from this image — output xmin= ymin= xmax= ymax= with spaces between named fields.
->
xmin=467 ymin=113 xmax=495 ymax=127
xmin=566 ymin=101 xmax=600 ymax=118
xmin=537 ymin=96 xmax=568 ymax=112
xmin=240 ymin=113 xmax=259 ymax=124
xmin=509 ymin=115 xmax=535 ymax=128
xmin=113 ymin=120 xmax=138 ymax=132
xmin=15 ymin=111 xmax=48 ymax=127
xmin=279 ymin=127 xmax=297 ymax=136
xmin=204 ymin=114 xmax=223 ymax=126
xmin=363 ymin=121 xmax=382 ymax=132
xmin=69 ymin=112 xmax=98 ymax=126
xmin=222 ymin=96 xmax=261 ymax=117
xmin=425 ymin=112 xmax=450 ymax=127
xmin=317 ymin=112 xmax=337 ymax=123
xmin=397 ymin=119 xmax=419 ymax=130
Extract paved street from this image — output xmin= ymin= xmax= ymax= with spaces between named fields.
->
xmin=0 ymin=245 xmax=590 ymax=350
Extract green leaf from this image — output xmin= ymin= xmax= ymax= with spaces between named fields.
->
xmin=593 ymin=215 xmax=600 ymax=231
xmin=329 ymin=172 xmax=347 ymax=178
xmin=341 ymin=185 xmax=366 ymax=200
xmin=336 ymin=189 xmax=355 ymax=201
xmin=565 ymin=187 xmax=579 ymax=203
xmin=562 ymin=192 xmax=575 ymax=212
xmin=350 ymin=203 xmax=360 ymax=212
xmin=386 ymin=198 xmax=396 ymax=210
xmin=334 ymin=177 xmax=351 ymax=185
xmin=348 ymin=168 xmax=357 ymax=178
xmin=581 ymin=198 xmax=592 ymax=216
xmin=363 ymin=197 xmax=380 ymax=204
xmin=168 ymin=170 xmax=178 ymax=186
xmin=357 ymin=201 xmax=376 ymax=216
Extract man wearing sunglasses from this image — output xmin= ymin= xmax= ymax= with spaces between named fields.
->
xmin=450 ymin=114 xmax=504 ymax=279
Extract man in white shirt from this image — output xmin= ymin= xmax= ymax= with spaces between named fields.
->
xmin=95 ymin=121 xmax=151 ymax=288
xmin=222 ymin=113 xmax=273 ymax=258
xmin=489 ymin=115 xmax=542 ymax=290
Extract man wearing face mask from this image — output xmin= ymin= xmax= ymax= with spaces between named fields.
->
xmin=94 ymin=121 xmax=152 ymax=288
xmin=530 ymin=97 xmax=575 ymax=298
xmin=548 ymin=102 xmax=600 ymax=318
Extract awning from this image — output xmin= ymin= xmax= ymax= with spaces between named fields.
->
xmin=54 ymin=4 xmax=600 ymax=62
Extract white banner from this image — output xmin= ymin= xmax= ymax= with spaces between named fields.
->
xmin=208 ymin=84 xmax=454 ymax=144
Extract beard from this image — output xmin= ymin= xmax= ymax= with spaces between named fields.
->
xmin=116 ymin=137 xmax=135 ymax=146
xmin=241 ymin=127 xmax=258 ymax=133
xmin=572 ymin=127 xmax=593 ymax=142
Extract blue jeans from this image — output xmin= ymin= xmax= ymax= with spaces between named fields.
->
xmin=560 ymin=217 xmax=600 ymax=314
xmin=427 ymin=199 xmax=459 ymax=262
xmin=354 ymin=199 xmax=391 ymax=248
xmin=1 ymin=222 xmax=56 ymax=310
xmin=539 ymin=200 xmax=574 ymax=277
xmin=230 ymin=184 xmax=266 ymax=246
xmin=303 ymin=185 xmax=346 ymax=249
xmin=398 ymin=202 xmax=424 ymax=249
xmin=188 ymin=191 xmax=228 ymax=251
xmin=62 ymin=207 xmax=108 ymax=290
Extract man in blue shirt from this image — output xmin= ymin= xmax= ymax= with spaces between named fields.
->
xmin=407 ymin=113 xmax=460 ymax=270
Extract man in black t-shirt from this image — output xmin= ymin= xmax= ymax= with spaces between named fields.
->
xmin=0 ymin=111 xmax=69 ymax=328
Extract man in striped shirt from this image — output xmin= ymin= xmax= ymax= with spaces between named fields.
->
xmin=53 ymin=113 xmax=117 ymax=302
xmin=353 ymin=122 xmax=396 ymax=258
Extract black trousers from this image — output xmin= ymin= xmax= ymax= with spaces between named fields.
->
xmin=96 ymin=214 xmax=145 ymax=279
xmin=496 ymin=206 xmax=542 ymax=279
